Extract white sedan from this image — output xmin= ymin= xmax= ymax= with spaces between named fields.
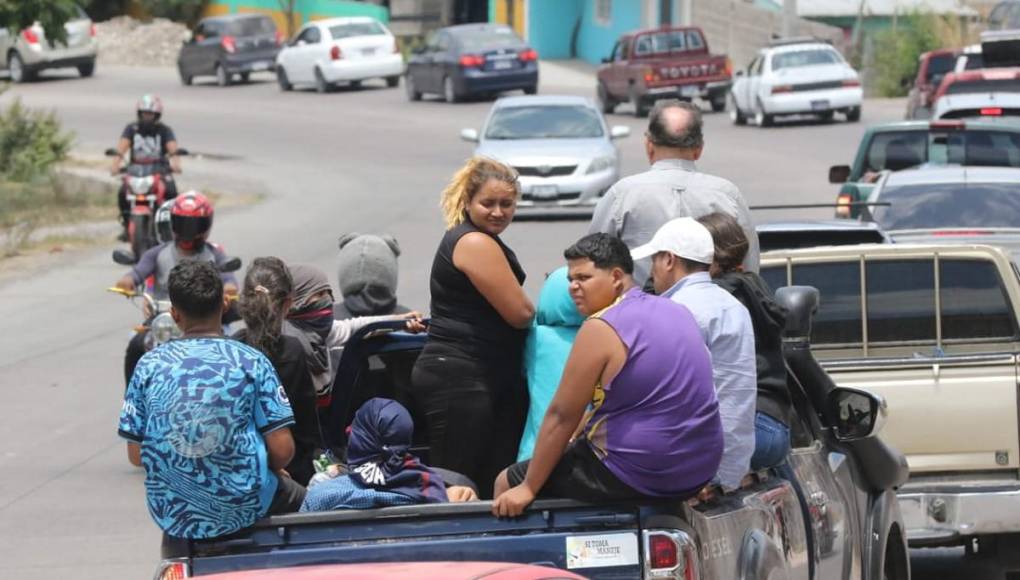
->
xmin=276 ymin=17 xmax=404 ymax=93
xmin=730 ymin=40 xmax=862 ymax=127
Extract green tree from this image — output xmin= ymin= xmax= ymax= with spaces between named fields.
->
xmin=139 ymin=0 xmax=205 ymax=25
xmin=872 ymin=11 xmax=958 ymax=98
xmin=0 ymin=0 xmax=81 ymax=44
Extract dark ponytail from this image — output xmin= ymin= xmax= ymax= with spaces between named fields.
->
xmin=239 ymin=257 xmax=293 ymax=357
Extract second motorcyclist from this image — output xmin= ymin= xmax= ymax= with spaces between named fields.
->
xmin=110 ymin=94 xmax=182 ymax=241
xmin=114 ymin=191 xmax=238 ymax=383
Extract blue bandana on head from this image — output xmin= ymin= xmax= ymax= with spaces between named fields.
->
xmin=347 ymin=398 xmax=448 ymax=503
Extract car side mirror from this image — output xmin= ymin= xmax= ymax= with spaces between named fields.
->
xmin=219 ymin=257 xmax=242 ymax=273
xmin=112 ymin=249 xmax=137 ymax=266
xmin=829 ymin=164 xmax=851 ymax=184
xmin=460 ymin=128 xmax=479 ymax=143
xmin=610 ymin=125 xmax=631 ymax=139
xmin=828 ymin=387 xmax=887 ymax=441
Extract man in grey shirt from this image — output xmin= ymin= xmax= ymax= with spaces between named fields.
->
xmin=589 ymin=99 xmax=759 ymax=286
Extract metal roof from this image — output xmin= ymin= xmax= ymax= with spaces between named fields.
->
xmin=798 ymin=0 xmax=978 ymax=18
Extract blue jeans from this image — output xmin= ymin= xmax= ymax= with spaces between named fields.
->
xmin=751 ymin=412 xmax=791 ymax=470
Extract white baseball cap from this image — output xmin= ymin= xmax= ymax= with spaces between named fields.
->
xmin=630 ymin=217 xmax=715 ymax=264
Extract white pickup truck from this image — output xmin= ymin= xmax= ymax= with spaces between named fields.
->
xmin=762 ymin=242 xmax=1020 ymax=563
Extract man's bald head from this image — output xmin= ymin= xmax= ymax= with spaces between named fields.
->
xmin=646 ymin=100 xmax=704 ymax=151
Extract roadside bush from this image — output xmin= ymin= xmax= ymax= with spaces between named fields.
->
xmin=871 ymin=11 xmax=970 ymax=97
xmin=0 ymin=96 xmax=74 ymax=182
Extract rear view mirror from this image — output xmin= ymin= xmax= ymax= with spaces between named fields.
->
xmin=219 ymin=256 xmax=242 ymax=273
xmin=829 ymin=387 xmax=886 ymax=441
xmin=460 ymin=128 xmax=479 ymax=142
xmin=610 ymin=126 xmax=631 ymax=139
xmin=829 ymin=164 xmax=851 ymax=184
xmin=112 ymin=249 xmax=136 ymax=265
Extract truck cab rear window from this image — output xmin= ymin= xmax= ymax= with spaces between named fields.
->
xmin=866 ymin=260 xmax=936 ymax=343
xmin=941 ymin=259 xmax=1016 ymax=339
xmin=762 ymin=262 xmax=863 ymax=345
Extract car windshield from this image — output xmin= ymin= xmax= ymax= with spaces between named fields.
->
xmin=330 ymin=21 xmax=386 ymax=39
xmin=926 ymin=54 xmax=956 ymax=82
xmin=874 ymin=183 xmax=1020 ymax=230
xmin=485 ymin=105 xmax=604 ymax=140
xmin=946 ymin=78 xmax=1020 ymax=95
xmin=453 ymin=28 xmax=522 ymax=51
xmin=863 ymin=129 xmax=1020 ymax=173
xmin=224 ymin=16 xmax=275 ymax=37
xmin=771 ymin=49 xmax=841 ymax=70
xmin=633 ymin=30 xmax=705 ymax=55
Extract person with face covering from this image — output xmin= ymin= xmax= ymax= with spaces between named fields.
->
xmin=411 ymin=157 xmax=535 ymax=497
xmin=283 ymin=264 xmax=423 ymax=397
xmin=300 ymin=398 xmax=478 ymax=511
xmin=517 ymin=266 xmax=584 ymax=462
xmin=334 ymin=233 xmax=411 ymax=320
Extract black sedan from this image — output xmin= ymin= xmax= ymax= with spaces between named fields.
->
xmin=405 ymin=23 xmax=538 ymax=103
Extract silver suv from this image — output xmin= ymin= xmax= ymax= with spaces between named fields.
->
xmin=0 ymin=7 xmax=98 ymax=82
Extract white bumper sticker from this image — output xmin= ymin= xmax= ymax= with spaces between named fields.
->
xmin=566 ymin=532 xmax=640 ymax=569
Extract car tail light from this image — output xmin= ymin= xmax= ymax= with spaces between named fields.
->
xmin=643 ymin=530 xmax=696 ymax=580
xmin=836 ymin=193 xmax=853 ymax=218
xmin=21 ymin=28 xmax=40 ymax=45
xmin=981 ymin=107 xmax=1003 ymax=116
xmin=643 ymin=67 xmax=659 ymax=83
xmin=154 ymin=559 xmax=190 ymax=580
xmin=724 ymin=57 xmax=733 ymax=77
xmin=842 ymin=78 xmax=861 ymax=87
xmin=459 ymin=54 xmax=485 ymax=67
xmin=519 ymin=48 xmax=538 ymax=62
xmin=330 ymin=45 xmax=342 ymax=60
xmin=649 ymin=534 xmax=678 ymax=569
xmin=90 ymin=23 xmax=97 ymax=37
xmin=221 ymin=35 xmax=236 ymax=53
xmin=275 ymin=30 xmax=284 ymax=46
xmin=771 ymin=84 xmax=793 ymax=94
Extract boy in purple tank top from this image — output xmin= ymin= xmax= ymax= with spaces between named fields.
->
xmin=493 ymin=234 xmax=723 ymax=517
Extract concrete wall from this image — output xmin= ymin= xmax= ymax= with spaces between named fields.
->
xmin=204 ymin=0 xmax=389 ymax=35
xmin=692 ymin=0 xmax=844 ymax=72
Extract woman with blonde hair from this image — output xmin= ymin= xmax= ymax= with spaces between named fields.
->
xmin=411 ymin=157 xmax=535 ymax=495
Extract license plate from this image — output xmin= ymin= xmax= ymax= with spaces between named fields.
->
xmin=811 ymin=99 xmax=830 ymax=111
xmin=566 ymin=533 xmax=640 ymax=570
xmin=250 ymin=61 xmax=270 ymax=71
xmin=680 ymin=84 xmax=700 ymax=97
xmin=492 ymin=60 xmax=514 ymax=70
xmin=362 ymin=48 xmax=376 ymax=57
xmin=531 ymin=185 xmax=559 ymax=199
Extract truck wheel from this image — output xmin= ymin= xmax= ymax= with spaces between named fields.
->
xmin=385 ymin=75 xmax=399 ymax=88
xmin=729 ymin=94 xmax=746 ymax=125
xmin=239 ymin=72 xmax=250 ymax=83
xmin=710 ymin=94 xmax=726 ymax=113
xmin=597 ymin=82 xmax=616 ymax=114
xmin=629 ymin=86 xmax=649 ymax=118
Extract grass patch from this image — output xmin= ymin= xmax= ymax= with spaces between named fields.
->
xmin=0 ymin=175 xmax=116 ymax=257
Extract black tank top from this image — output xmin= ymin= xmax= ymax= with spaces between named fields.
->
xmin=426 ymin=219 xmax=527 ymax=365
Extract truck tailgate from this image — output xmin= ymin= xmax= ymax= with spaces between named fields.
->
xmin=827 ymin=355 xmax=1020 ymax=473
xmin=646 ymin=54 xmax=729 ymax=86
xmin=188 ymin=500 xmax=647 ymax=579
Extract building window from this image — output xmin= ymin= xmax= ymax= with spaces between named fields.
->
xmin=595 ymin=0 xmax=612 ymax=26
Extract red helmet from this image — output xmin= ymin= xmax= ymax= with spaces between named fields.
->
xmin=171 ymin=191 xmax=214 ymax=251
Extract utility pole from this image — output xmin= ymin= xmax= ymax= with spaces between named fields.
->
xmin=783 ymin=0 xmax=797 ymax=37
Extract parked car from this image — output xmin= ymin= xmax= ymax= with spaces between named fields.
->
xmin=595 ymin=26 xmax=732 ymax=117
xmin=0 ymin=5 xmax=97 ymax=83
xmin=405 ymin=23 xmax=537 ymax=103
xmin=459 ymin=95 xmax=629 ymax=217
xmin=828 ymin=119 xmax=1020 ymax=217
xmin=193 ymin=562 xmax=588 ymax=580
xmin=862 ymin=166 xmax=1020 ymax=239
xmin=761 ymin=241 xmax=1020 ymax=566
xmin=275 ymin=17 xmax=403 ymax=93
xmin=905 ymin=48 xmax=959 ymax=120
xmin=177 ymin=14 xmax=281 ymax=87
xmin=933 ymin=90 xmax=1020 ymax=122
xmin=730 ymin=38 xmax=862 ymax=127
xmin=151 ymin=314 xmax=910 ymax=580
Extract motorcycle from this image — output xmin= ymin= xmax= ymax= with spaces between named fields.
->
xmin=109 ymin=248 xmax=242 ymax=382
xmin=106 ymin=148 xmax=189 ymax=263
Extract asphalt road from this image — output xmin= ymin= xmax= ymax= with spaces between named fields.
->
xmin=0 ymin=64 xmax=1005 ymax=579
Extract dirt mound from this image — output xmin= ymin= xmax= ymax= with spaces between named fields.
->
xmin=95 ymin=16 xmax=190 ymax=67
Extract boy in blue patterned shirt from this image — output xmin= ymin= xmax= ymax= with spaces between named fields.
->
xmin=118 ymin=260 xmax=305 ymax=551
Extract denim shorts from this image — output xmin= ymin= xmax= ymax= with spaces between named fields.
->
xmin=751 ymin=412 xmax=791 ymax=470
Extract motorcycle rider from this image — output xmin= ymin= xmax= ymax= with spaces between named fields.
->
xmin=114 ymin=191 xmax=238 ymax=383
xmin=110 ymin=94 xmax=182 ymax=242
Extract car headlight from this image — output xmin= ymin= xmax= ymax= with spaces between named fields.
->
xmin=150 ymin=313 xmax=182 ymax=346
xmin=586 ymin=156 xmax=615 ymax=175
xmin=130 ymin=176 xmax=154 ymax=194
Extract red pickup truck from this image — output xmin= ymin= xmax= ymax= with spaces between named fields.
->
xmin=596 ymin=26 xmax=732 ymax=117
